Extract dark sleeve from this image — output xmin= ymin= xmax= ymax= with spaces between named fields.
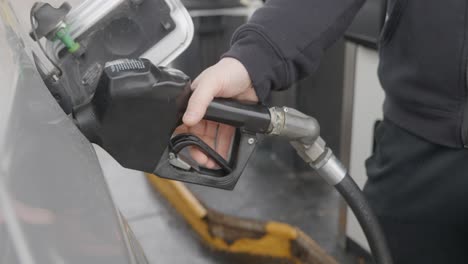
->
xmin=223 ymin=0 xmax=365 ymax=101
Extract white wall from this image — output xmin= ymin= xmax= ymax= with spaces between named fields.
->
xmin=346 ymin=45 xmax=385 ymax=250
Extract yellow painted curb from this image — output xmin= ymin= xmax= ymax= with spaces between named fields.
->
xmin=146 ymin=174 xmax=338 ymax=264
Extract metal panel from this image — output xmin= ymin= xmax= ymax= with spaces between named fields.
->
xmin=345 ymin=45 xmax=385 ymax=252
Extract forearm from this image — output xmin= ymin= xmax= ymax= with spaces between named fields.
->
xmin=223 ymin=0 xmax=365 ymax=101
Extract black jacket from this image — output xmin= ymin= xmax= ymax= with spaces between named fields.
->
xmin=225 ymin=0 xmax=468 ymax=148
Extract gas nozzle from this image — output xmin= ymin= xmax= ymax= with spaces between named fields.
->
xmin=73 ymin=58 xmax=269 ymax=189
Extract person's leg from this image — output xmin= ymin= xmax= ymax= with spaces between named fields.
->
xmin=364 ymin=119 xmax=468 ymax=263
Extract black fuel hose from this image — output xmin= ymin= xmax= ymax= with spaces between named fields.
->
xmin=335 ymin=175 xmax=393 ymax=264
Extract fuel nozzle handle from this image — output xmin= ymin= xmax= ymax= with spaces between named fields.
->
xmin=154 ymin=98 xmax=271 ymax=190
xmin=73 ymin=58 xmax=271 ymax=190
xmin=205 ymin=99 xmax=272 ymax=134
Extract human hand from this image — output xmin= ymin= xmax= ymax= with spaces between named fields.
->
xmin=178 ymin=57 xmax=258 ymax=168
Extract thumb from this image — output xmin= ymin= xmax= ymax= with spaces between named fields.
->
xmin=183 ymin=76 xmax=219 ymax=126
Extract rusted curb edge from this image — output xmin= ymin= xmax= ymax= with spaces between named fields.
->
xmin=146 ymin=174 xmax=338 ymax=264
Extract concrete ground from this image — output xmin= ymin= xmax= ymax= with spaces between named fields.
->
xmin=97 ymin=139 xmax=358 ymax=264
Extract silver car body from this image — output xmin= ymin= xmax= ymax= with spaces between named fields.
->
xmin=0 ymin=0 xmax=193 ymax=263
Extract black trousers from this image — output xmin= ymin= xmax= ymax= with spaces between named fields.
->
xmin=364 ymin=119 xmax=468 ymax=263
